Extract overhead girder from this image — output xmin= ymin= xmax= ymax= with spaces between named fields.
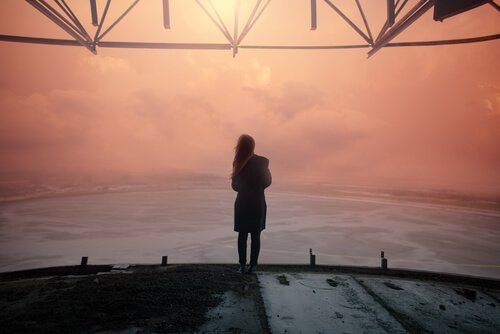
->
xmin=0 ymin=0 xmax=498 ymax=58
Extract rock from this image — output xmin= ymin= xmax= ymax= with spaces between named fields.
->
xmin=384 ymin=281 xmax=403 ymax=290
xmin=326 ymin=279 xmax=338 ymax=287
xmin=277 ymin=275 xmax=290 ymax=286
xmin=454 ymin=288 xmax=477 ymax=301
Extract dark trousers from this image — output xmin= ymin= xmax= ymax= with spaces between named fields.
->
xmin=238 ymin=231 xmax=261 ymax=266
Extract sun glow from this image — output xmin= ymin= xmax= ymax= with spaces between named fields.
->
xmin=208 ymin=0 xmax=239 ymax=20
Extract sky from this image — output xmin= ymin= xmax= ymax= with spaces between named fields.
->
xmin=0 ymin=0 xmax=499 ymax=194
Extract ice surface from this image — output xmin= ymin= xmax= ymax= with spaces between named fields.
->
xmin=0 ymin=189 xmax=499 ymax=278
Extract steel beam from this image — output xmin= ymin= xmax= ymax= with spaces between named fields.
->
xmin=323 ymin=0 xmax=372 ymax=44
xmin=0 ymin=34 xmax=81 ymax=46
xmin=387 ymin=0 xmax=396 ymax=26
xmin=396 ymin=0 xmax=410 ymax=16
xmin=38 ymin=0 xmax=88 ymax=41
xmin=208 ymin=0 xmax=233 ymax=43
xmin=375 ymin=0 xmax=428 ymax=43
xmin=238 ymin=0 xmax=263 ymax=44
xmin=2 ymin=34 xmax=498 ymax=51
xmin=97 ymin=0 xmax=141 ymax=42
xmin=94 ymin=0 xmax=111 ymax=43
xmin=25 ymin=0 xmax=95 ymax=53
xmin=90 ymin=0 xmax=98 ymax=26
xmin=376 ymin=0 xmax=409 ymax=42
xmin=98 ymin=41 xmax=232 ymax=50
xmin=240 ymin=44 xmax=369 ymax=49
xmin=163 ymin=0 xmax=170 ymax=29
xmin=384 ymin=33 xmax=500 ymax=46
xmin=4 ymin=1 xmax=499 ymax=57
xmin=233 ymin=0 xmax=240 ymax=57
xmin=355 ymin=0 xmax=373 ymax=44
xmin=311 ymin=0 xmax=317 ymax=30
xmin=369 ymin=0 xmax=435 ymax=57
xmin=54 ymin=0 xmax=92 ymax=41
xmin=196 ymin=0 xmax=233 ymax=43
xmin=237 ymin=0 xmax=271 ymax=44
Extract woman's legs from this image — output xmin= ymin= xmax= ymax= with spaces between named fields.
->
xmin=237 ymin=232 xmax=248 ymax=265
xmin=238 ymin=231 xmax=262 ymax=270
xmin=250 ymin=231 xmax=261 ymax=266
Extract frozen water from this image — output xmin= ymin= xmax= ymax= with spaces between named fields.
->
xmin=0 ymin=189 xmax=499 ymax=278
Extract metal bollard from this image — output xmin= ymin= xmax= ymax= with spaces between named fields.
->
xmin=81 ymin=256 xmax=88 ymax=266
xmin=161 ymin=256 xmax=168 ymax=266
xmin=381 ymin=251 xmax=388 ymax=270
xmin=310 ymin=248 xmax=316 ymax=266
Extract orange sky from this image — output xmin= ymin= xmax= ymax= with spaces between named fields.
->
xmin=0 ymin=1 xmax=499 ymax=194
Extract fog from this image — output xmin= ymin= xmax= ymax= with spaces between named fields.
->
xmin=1 ymin=1 xmax=499 ymax=195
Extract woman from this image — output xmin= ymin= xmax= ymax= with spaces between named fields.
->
xmin=231 ymin=134 xmax=272 ymax=274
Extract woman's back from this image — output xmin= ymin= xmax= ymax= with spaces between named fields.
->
xmin=232 ymin=155 xmax=272 ymax=195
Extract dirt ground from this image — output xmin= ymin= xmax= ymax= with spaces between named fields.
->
xmin=0 ymin=264 xmax=258 ymax=334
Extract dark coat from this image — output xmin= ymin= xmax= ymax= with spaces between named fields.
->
xmin=232 ymin=155 xmax=272 ymax=233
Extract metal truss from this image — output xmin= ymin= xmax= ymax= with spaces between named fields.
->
xmin=0 ymin=0 xmax=499 ymax=58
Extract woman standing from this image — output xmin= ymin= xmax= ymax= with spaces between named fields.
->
xmin=231 ymin=134 xmax=272 ymax=274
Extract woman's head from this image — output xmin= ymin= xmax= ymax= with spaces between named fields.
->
xmin=236 ymin=134 xmax=255 ymax=156
xmin=232 ymin=134 xmax=255 ymax=177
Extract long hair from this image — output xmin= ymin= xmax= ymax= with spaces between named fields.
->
xmin=232 ymin=134 xmax=255 ymax=177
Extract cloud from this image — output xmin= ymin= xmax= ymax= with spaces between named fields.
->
xmin=479 ymin=85 xmax=500 ymax=116
xmin=243 ymin=60 xmax=271 ymax=88
xmin=246 ymin=81 xmax=324 ymax=121
xmin=79 ymin=55 xmax=133 ymax=74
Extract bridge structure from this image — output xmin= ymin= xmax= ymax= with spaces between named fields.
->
xmin=0 ymin=0 xmax=499 ymax=57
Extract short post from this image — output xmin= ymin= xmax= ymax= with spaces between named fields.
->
xmin=81 ymin=256 xmax=88 ymax=266
xmin=309 ymin=248 xmax=316 ymax=266
xmin=161 ymin=256 xmax=168 ymax=266
xmin=381 ymin=251 xmax=388 ymax=270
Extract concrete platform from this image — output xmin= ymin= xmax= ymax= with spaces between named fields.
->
xmin=196 ymin=290 xmax=263 ymax=334
xmin=2 ymin=264 xmax=500 ymax=333
xmin=257 ymin=272 xmax=500 ymax=334
xmin=259 ymin=272 xmax=406 ymax=333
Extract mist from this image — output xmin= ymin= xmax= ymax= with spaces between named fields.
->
xmin=1 ymin=1 xmax=499 ymax=196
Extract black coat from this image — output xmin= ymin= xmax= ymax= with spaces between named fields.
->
xmin=232 ymin=155 xmax=272 ymax=233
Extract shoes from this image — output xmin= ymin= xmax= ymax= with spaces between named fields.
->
xmin=239 ymin=264 xmax=257 ymax=275
xmin=247 ymin=265 xmax=257 ymax=275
